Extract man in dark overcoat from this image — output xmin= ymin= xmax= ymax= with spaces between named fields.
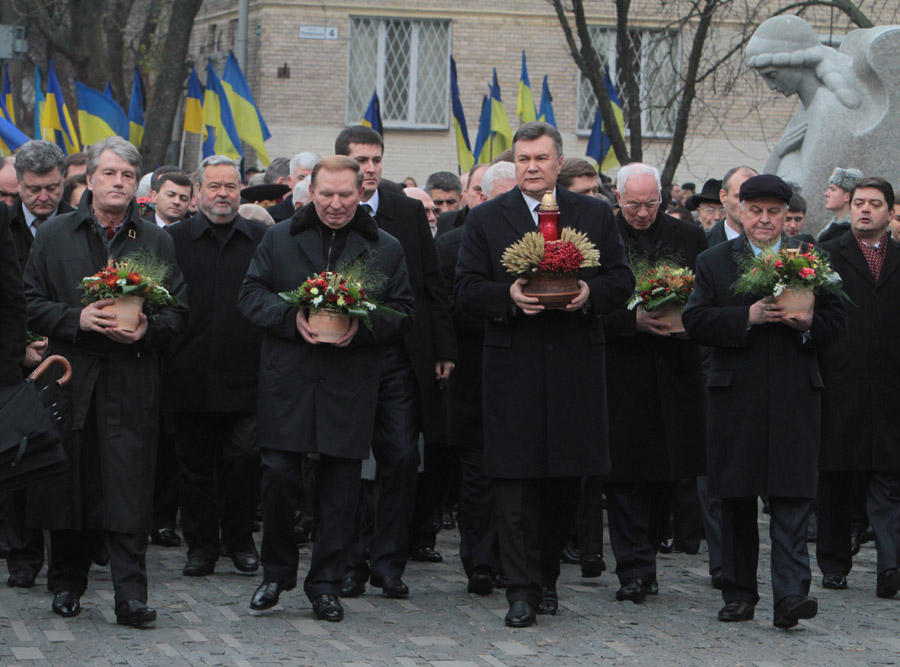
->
xmin=817 ymin=176 xmax=900 ymax=598
xmin=0 ymin=213 xmax=23 ymax=388
xmin=601 ymin=163 xmax=708 ymax=604
xmin=455 ymin=122 xmax=635 ymax=627
xmin=238 ymin=155 xmax=414 ymax=622
xmin=682 ymin=174 xmax=846 ymax=628
xmin=23 ymin=137 xmax=188 ymax=625
xmin=164 ymin=155 xmax=267 ymax=578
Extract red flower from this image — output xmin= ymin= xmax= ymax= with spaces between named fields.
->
xmin=127 ymin=272 xmax=141 ymax=285
xmin=799 ymin=267 xmax=815 ymax=279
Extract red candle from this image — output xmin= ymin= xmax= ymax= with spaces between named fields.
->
xmin=537 ymin=191 xmax=559 ymax=242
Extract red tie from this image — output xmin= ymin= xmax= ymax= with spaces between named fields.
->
xmin=105 ymin=226 xmax=116 ymax=240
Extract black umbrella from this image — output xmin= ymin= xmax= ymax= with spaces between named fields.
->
xmin=0 ymin=355 xmax=72 ymax=493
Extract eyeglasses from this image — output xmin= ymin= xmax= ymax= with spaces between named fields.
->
xmin=429 ymin=207 xmax=441 ymax=217
xmin=621 ymin=200 xmax=660 ymax=211
xmin=698 ymin=205 xmax=726 ymax=215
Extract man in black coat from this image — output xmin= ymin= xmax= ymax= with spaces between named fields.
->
xmin=0 ymin=214 xmax=23 ymax=389
xmin=683 ymin=174 xmax=846 ymax=629
xmin=164 ymin=156 xmax=267 ymax=578
xmin=455 ymin=122 xmax=635 ymax=627
xmin=238 ymin=155 xmax=414 ymax=622
xmin=335 ymin=126 xmax=456 ymax=597
xmin=23 ymin=137 xmax=188 ymax=626
xmin=817 ymin=176 xmax=900 ymax=598
xmin=435 ymin=163 xmax=487 ymax=238
xmin=705 ymin=166 xmax=757 ymax=246
xmin=601 ymin=163 xmax=708 ymax=604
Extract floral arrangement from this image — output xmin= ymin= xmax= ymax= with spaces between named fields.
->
xmin=78 ymin=252 xmax=177 ymax=312
xmin=279 ymin=269 xmax=391 ymax=332
xmin=733 ymin=246 xmax=844 ymax=298
xmin=502 ymin=227 xmax=601 ymax=277
xmin=627 ymin=263 xmax=695 ymax=311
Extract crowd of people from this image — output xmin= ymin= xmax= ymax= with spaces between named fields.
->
xmin=0 ymin=120 xmax=899 ymax=632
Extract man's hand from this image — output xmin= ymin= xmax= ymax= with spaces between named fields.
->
xmin=79 ymin=299 xmax=118 ymax=332
xmin=510 ymin=278 xmax=543 ymax=315
xmin=296 ymin=308 xmax=319 ymax=345
xmin=564 ymin=280 xmax=591 ymax=312
xmin=23 ymin=339 xmax=47 ymax=368
xmin=435 ymin=360 xmax=455 ymax=379
xmin=747 ymin=297 xmax=785 ymax=327
xmin=782 ymin=303 xmax=814 ymax=331
xmin=104 ymin=312 xmax=148 ymax=344
xmin=332 ymin=318 xmax=359 ymax=348
xmin=636 ymin=308 xmax=672 ymax=336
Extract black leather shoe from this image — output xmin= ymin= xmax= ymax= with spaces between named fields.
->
xmin=773 ymin=595 xmax=817 ymax=628
xmin=504 ymin=600 xmax=536 ymax=628
xmin=646 ymin=577 xmax=659 ymax=596
xmin=250 ymin=579 xmax=296 ymax=611
xmin=52 ymin=590 xmax=81 ymax=617
xmin=877 ymin=569 xmax=900 ymax=598
xmin=230 ymin=550 xmax=259 ymax=573
xmin=822 ymin=573 xmax=847 ymax=590
xmin=560 ymin=544 xmax=580 ymax=564
xmin=7 ymin=570 xmax=36 ymax=588
xmin=150 ymin=527 xmax=181 ymax=547
xmin=615 ymin=578 xmax=646 ymax=604
xmin=580 ymin=554 xmax=606 ymax=578
xmin=711 ymin=569 xmax=723 ymax=590
xmin=182 ymin=556 xmax=215 ymax=577
xmin=339 ymin=574 xmax=366 ymax=598
xmin=312 ymin=594 xmax=344 ymax=622
xmin=493 ymin=571 xmax=509 ymax=589
xmin=537 ymin=587 xmax=558 ymax=615
xmin=115 ymin=599 xmax=157 ymax=626
xmin=467 ymin=567 xmax=494 ymax=596
xmin=409 ymin=546 xmax=443 ymax=563
xmin=850 ymin=530 xmax=861 ymax=556
xmin=717 ymin=600 xmax=755 ymax=622
xmin=371 ymin=574 xmax=409 ymax=598
xmin=658 ymin=538 xmax=674 ymax=554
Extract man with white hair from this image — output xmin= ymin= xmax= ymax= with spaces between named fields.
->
xmin=481 ymin=161 xmax=517 ymax=201
xmin=291 ymin=176 xmax=312 ymax=210
xmin=268 ymin=151 xmax=321 ymax=222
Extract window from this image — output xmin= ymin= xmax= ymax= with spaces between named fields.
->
xmin=576 ymin=26 xmax=680 ymax=138
xmin=347 ymin=17 xmax=451 ymax=130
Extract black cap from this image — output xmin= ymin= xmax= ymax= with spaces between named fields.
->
xmin=686 ymin=178 xmax=723 ymax=211
xmin=241 ymin=183 xmax=290 ymax=204
xmin=739 ymin=174 xmax=792 ymax=203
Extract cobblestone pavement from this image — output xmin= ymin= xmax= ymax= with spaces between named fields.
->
xmin=2 ymin=508 xmax=899 ymax=666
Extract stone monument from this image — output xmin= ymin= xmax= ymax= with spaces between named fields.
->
xmin=747 ymin=15 xmax=900 ymax=232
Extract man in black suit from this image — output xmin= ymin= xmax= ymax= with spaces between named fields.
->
xmin=682 ymin=174 xmax=846 ymax=628
xmin=706 ymin=166 xmax=757 ymax=246
xmin=146 ymin=171 xmax=192 ymax=229
xmin=0 ymin=213 xmax=23 ymax=389
xmin=817 ymin=177 xmax=900 ymax=599
xmin=266 ymin=152 xmax=321 ymax=223
xmin=335 ymin=126 xmax=456 ymax=598
xmin=435 ymin=163 xmax=488 ymax=238
xmin=455 ymin=122 xmax=634 ymax=627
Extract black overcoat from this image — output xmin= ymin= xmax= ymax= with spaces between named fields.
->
xmin=162 ymin=213 xmax=266 ymax=413
xmin=237 ymin=205 xmax=415 ymax=460
xmin=682 ymin=234 xmax=846 ymax=499
xmin=818 ymin=231 xmax=900 ymax=472
xmin=602 ymin=210 xmax=708 ymax=483
xmin=1 ymin=198 xmax=75 ymax=272
xmin=374 ymin=188 xmax=457 ymax=444
xmin=22 ymin=193 xmax=188 ymax=532
xmin=455 ymin=186 xmax=635 ymax=479
xmin=0 ymin=214 xmax=24 ymax=388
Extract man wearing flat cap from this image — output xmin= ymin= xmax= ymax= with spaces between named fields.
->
xmin=686 ymin=178 xmax=725 ymax=230
xmin=683 ymin=173 xmax=847 ymax=629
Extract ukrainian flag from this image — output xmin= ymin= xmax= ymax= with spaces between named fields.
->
xmin=128 ymin=68 xmax=145 ymax=148
xmin=42 ymin=61 xmax=79 ymax=154
xmin=361 ymin=90 xmax=383 ymax=135
xmin=0 ymin=116 xmax=28 ymax=153
xmin=474 ymin=70 xmax=512 ymax=163
xmin=471 ymin=95 xmax=490 ymax=165
xmin=516 ymin=52 xmax=536 ymax=125
xmin=104 ymin=82 xmax=114 ymax=100
xmin=450 ymin=56 xmax=473 ymax=174
xmin=586 ymin=65 xmax=624 ymax=173
xmin=222 ymin=52 xmax=271 ymax=165
xmin=76 ymin=81 xmax=129 ymax=145
xmin=203 ymin=61 xmax=242 ymax=161
xmin=184 ymin=66 xmax=204 ymax=134
xmin=1 ymin=64 xmax=14 ymax=124
xmin=538 ymin=75 xmax=556 ymax=128
xmin=34 ymin=66 xmax=45 ymax=144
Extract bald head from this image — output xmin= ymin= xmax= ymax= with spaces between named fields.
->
xmin=404 ymin=186 xmax=438 ymax=235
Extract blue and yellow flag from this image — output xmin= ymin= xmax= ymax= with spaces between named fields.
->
xmin=203 ymin=61 xmax=242 ymax=161
xmin=361 ymin=90 xmax=383 ymax=135
xmin=450 ymin=56 xmax=474 ymax=174
xmin=34 ymin=66 xmax=45 ymax=144
xmin=42 ymin=61 xmax=79 ymax=154
xmin=128 ymin=68 xmax=145 ymax=148
xmin=0 ymin=116 xmax=28 ymax=153
xmin=516 ymin=52 xmax=536 ymax=125
xmin=184 ymin=66 xmax=204 ymax=135
xmin=538 ymin=76 xmax=556 ymax=128
xmin=1 ymin=64 xmax=14 ymax=124
xmin=471 ymin=95 xmax=491 ymax=166
xmin=474 ymin=69 xmax=512 ymax=163
xmin=75 ymin=81 xmax=129 ymax=145
xmin=104 ymin=82 xmax=114 ymax=100
xmin=586 ymin=65 xmax=624 ymax=173
xmin=222 ymin=52 xmax=271 ymax=165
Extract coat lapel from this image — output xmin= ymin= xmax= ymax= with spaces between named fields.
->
xmin=839 ymin=233 xmax=877 ymax=287
xmin=501 ymin=187 xmax=541 ymax=238
xmin=556 ymin=187 xmax=584 ymax=232
xmin=876 ymin=239 xmax=900 ymax=288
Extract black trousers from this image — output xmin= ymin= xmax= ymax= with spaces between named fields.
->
xmin=816 ymin=470 xmax=854 ymax=576
xmin=50 ymin=529 xmax=148 ymax=608
xmin=259 ymin=449 xmax=361 ymax=601
xmin=697 ymin=475 xmax=722 ymax=574
xmin=605 ymin=481 xmax=671 ymax=584
xmin=173 ymin=412 xmax=260 ymax=560
xmin=576 ymin=476 xmax=605 ymax=559
xmin=867 ymin=472 xmax=900 ymax=575
xmin=720 ymin=496 xmax=813 ymax=607
xmin=671 ymin=477 xmax=703 ymax=553
xmin=457 ymin=447 xmax=498 ymax=578
xmin=494 ymin=477 xmax=578 ymax=608
xmin=409 ymin=441 xmax=457 ymax=551
xmin=152 ymin=414 xmax=179 ymax=532
xmin=4 ymin=488 xmax=45 ymax=578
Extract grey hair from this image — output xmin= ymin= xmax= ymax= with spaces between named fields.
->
xmin=14 ymin=140 xmax=66 ymax=180
xmin=512 ymin=121 xmax=563 ymax=159
xmin=263 ymin=157 xmax=290 ymax=183
xmin=292 ymin=175 xmax=311 ymax=206
xmin=616 ymin=163 xmax=662 ymax=194
xmin=238 ymin=203 xmax=275 ymax=227
xmin=197 ymin=155 xmax=240 ymax=186
xmin=481 ymin=161 xmax=516 ymax=199
xmin=86 ymin=136 xmax=142 ymax=178
xmin=289 ymin=151 xmax=321 ymax=177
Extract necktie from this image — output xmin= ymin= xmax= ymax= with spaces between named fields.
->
xmin=105 ymin=226 xmax=116 ymax=241
xmin=32 ymin=217 xmax=46 ymax=233
xmin=362 ymin=203 xmax=374 ymax=218
xmin=533 ymin=203 xmax=540 ymax=225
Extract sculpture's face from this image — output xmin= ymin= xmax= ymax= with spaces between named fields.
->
xmin=757 ymin=65 xmax=805 ymax=97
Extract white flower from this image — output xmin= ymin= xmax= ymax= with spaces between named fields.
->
xmin=362 ymin=302 xmax=376 ymax=311
xmin=312 ymin=295 xmax=323 ymax=306
xmin=773 ymin=282 xmax=786 ymax=298
xmin=116 ymin=278 xmax=126 ymax=286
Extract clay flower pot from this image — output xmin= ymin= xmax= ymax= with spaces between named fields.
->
xmin=522 ymin=273 xmax=581 ymax=309
xmin=776 ymin=287 xmax=814 ymax=319
xmin=650 ymin=303 xmax=685 ymax=334
xmin=308 ymin=310 xmax=350 ymax=343
xmin=102 ymin=295 xmax=144 ymax=333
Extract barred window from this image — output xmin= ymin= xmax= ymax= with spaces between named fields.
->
xmin=576 ymin=27 xmax=680 ymax=138
xmin=347 ymin=17 xmax=451 ymax=130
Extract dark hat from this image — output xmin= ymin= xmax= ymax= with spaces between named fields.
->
xmin=686 ymin=178 xmax=723 ymax=211
xmin=241 ymin=183 xmax=290 ymax=204
xmin=739 ymin=174 xmax=792 ymax=203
